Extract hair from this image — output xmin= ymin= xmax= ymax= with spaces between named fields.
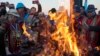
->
xmin=0 ymin=9 xmax=7 ymax=17
xmin=9 ymin=4 xmax=15 ymax=9
xmin=31 ymin=7 xmax=36 ymax=10
xmin=50 ymin=8 xmax=56 ymax=13
xmin=16 ymin=7 xmax=28 ymax=15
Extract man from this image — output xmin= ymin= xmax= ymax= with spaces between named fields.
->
xmin=80 ymin=6 xmax=87 ymax=17
xmin=30 ymin=1 xmax=42 ymax=16
xmin=73 ymin=5 xmax=89 ymax=51
xmin=0 ymin=2 xmax=7 ymax=56
xmin=16 ymin=2 xmax=28 ymax=20
xmin=82 ymin=4 xmax=100 ymax=48
xmin=74 ymin=5 xmax=86 ymax=35
xmin=7 ymin=9 xmax=22 ymax=55
xmin=27 ymin=0 xmax=42 ymax=23
xmin=48 ymin=8 xmax=57 ymax=33
xmin=0 ymin=2 xmax=7 ymax=17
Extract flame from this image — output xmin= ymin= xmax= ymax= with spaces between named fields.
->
xmin=48 ymin=0 xmax=80 ymax=56
xmin=95 ymin=46 xmax=100 ymax=51
xmin=22 ymin=0 xmax=79 ymax=56
xmin=51 ymin=10 xmax=79 ymax=56
xmin=22 ymin=23 xmax=31 ymax=39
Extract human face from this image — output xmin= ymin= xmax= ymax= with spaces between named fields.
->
xmin=17 ymin=8 xmax=25 ymax=17
xmin=8 ymin=15 xmax=17 ymax=23
xmin=87 ymin=11 xmax=94 ymax=18
xmin=30 ymin=7 xmax=36 ymax=15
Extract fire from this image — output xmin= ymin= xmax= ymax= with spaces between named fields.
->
xmin=22 ymin=23 xmax=31 ymax=39
xmin=51 ymin=9 xmax=79 ymax=56
xmin=48 ymin=0 xmax=79 ymax=56
xmin=21 ymin=0 xmax=80 ymax=56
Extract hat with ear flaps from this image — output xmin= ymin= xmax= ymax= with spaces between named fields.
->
xmin=8 ymin=9 xmax=20 ymax=17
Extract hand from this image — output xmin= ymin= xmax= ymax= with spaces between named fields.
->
xmin=32 ymin=0 xmax=39 ymax=4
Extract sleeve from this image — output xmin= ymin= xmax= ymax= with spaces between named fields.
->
xmin=37 ymin=3 xmax=42 ymax=14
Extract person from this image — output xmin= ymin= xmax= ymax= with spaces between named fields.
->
xmin=48 ymin=8 xmax=57 ymax=33
xmin=7 ymin=8 xmax=22 ymax=55
xmin=25 ymin=0 xmax=42 ymax=41
xmin=80 ymin=6 xmax=87 ymax=17
xmin=74 ymin=5 xmax=86 ymax=36
xmin=0 ymin=2 xmax=7 ymax=56
xmin=73 ymin=5 xmax=89 ymax=52
xmin=16 ymin=2 xmax=28 ymax=21
xmin=38 ymin=12 xmax=51 ymax=37
xmin=30 ymin=1 xmax=42 ymax=16
xmin=48 ymin=8 xmax=56 ymax=24
xmin=82 ymin=4 xmax=100 ymax=48
xmin=0 ymin=2 xmax=7 ymax=17
xmin=27 ymin=0 xmax=42 ymax=24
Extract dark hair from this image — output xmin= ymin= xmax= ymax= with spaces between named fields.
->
xmin=17 ymin=7 xmax=28 ymax=15
xmin=98 ymin=10 xmax=100 ymax=14
xmin=50 ymin=8 xmax=56 ymax=13
xmin=9 ymin=4 xmax=15 ymax=9
xmin=0 ymin=2 xmax=6 ymax=7
xmin=0 ymin=9 xmax=7 ymax=17
xmin=31 ymin=7 xmax=36 ymax=10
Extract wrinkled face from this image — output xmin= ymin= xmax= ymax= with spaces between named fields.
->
xmin=30 ymin=7 xmax=36 ymax=15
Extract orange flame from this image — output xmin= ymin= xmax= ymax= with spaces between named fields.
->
xmin=22 ymin=23 xmax=31 ymax=39
xmin=48 ymin=0 xmax=80 ymax=56
xmin=28 ymin=0 xmax=80 ymax=56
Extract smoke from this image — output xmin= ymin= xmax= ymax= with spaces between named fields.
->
xmin=58 ymin=0 xmax=70 ymax=15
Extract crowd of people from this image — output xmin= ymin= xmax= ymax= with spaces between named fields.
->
xmin=0 ymin=1 xmax=100 ymax=56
